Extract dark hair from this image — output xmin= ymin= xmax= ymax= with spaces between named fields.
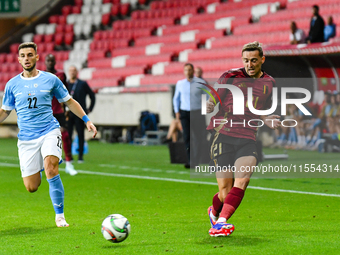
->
xmin=242 ymin=41 xmax=263 ymax=57
xmin=18 ymin=42 xmax=37 ymax=53
xmin=313 ymin=5 xmax=319 ymax=11
xmin=184 ymin=63 xmax=194 ymax=70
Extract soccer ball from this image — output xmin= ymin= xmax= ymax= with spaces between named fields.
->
xmin=101 ymin=214 xmax=131 ymax=243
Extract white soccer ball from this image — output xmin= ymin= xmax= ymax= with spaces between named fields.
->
xmin=101 ymin=214 xmax=131 ymax=243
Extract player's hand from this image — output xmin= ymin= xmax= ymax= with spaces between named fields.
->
xmin=207 ymin=101 xmax=215 ymax=113
xmin=264 ymin=115 xmax=281 ymax=129
xmin=86 ymin=121 xmax=97 ymax=138
xmin=175 ymin=112 xmax=180 ymax=120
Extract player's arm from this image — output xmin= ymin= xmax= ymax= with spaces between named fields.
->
xmin=64 ymin=98 xmax=97 ymax=138
xmin=173 ymin=82 xmax=181 ymax=120
xmin=0 ymin=109 xmax=11 ymax=123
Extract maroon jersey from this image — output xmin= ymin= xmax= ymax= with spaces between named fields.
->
xmin=52 ymin=71 xmax=67 ymax=114
xmin=207 ymin=67 xmax=275 ymax=141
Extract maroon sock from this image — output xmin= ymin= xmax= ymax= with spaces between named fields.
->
xmin=61 ymin=130 xmax=72 ymax=162
xmin=220 ymin=187 xmax=245 ymax=221
xmin=212 ymin=192 xmax=223 ymax=217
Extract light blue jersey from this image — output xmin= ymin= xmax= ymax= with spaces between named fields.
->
xmin=1 ymin=70 xmax=71 ymax=140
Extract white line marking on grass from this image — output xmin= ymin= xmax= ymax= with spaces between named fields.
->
xmin=1 ymin=162 xmax=340 ymax=198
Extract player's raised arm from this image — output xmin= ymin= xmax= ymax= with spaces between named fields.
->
xmin=0 ymin=109 xmax=11 ymax=123
xmin=64 ymin=98 xmax=97 ymax=138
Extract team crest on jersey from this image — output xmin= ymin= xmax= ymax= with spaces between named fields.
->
xmin=34 ymin=84 xmax=38 ymax=88
xmin=238 ymin=82 xmax=247 ymax=88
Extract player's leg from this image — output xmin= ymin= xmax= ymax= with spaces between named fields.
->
xmin=60 ymin=126 xmax=77 ymax=175
xmin=179 ymin=110 xmax=190 ymax=167
xmin=23 ymin=172 xmax=41 ymax=193
xmin=218 ymin=155 xmax=255 ymax=222
xmin=42 ymin=129 xmax=69 ymax=227
xmin=75 ymin=117 xmax=85 ymax=162
xmin=209 ymin=177 xmax=233 ymax=225
xmin=18 ymin=138 xmax=44 ymax=192
xmin=55 ymin=113 xmax=77 ymax=175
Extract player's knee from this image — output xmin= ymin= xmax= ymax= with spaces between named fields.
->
xmin=26 ymin=185 xmax=39 ymax=193
xmin=234 ymin=178 xmax=250 ymax=190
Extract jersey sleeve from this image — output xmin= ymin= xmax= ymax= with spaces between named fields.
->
xmin=1 ymin=82 xmax=15 ymax=111
xmin=212 ymin=70 xmax=237 ymax=104
xmin=52 ymin=76 xmax=71 ymax=103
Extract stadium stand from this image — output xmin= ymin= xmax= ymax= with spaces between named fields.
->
xmin=0 ymin=0 xmax=340 ymax=92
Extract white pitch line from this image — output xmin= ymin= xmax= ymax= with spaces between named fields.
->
xmin=1 ymin=162 xmax=340 ymax=198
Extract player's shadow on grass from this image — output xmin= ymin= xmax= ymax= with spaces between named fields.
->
xmin=102 ymin=245 xmax=128 ymax=249
xmin=0 ymin=226 xmax=55 ymax=236
xmin=198 ymin=236 xmax=266 ymax=247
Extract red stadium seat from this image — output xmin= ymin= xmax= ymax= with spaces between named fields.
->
xmin=33 ymin=34 xmax=44 ymax=44
xmin=120 ymin=3 xmax=131 ymax=16
xmin=65 ymin=24 xmax=73 ymax=33
xmin=55 ymin=25 xmax=65 ymax=33
xmin=10 ymin=43 xmax=20 ymax=54
xmin=58 ymin=15 xmax=67 ymax=25
xmin=49 ymin=15 xmax=59 ymax=24
xmin=160 ymin=41 xmax=200 ymax=54
xmin=62 ymin=5 xmax=72 ymax=16
xmin=87 ymin=77 xmax=121 ymax=89
xmin=102 ymin=13 xmax=111 ymax=26
xmin=0 ymin=53 xmax=6 ymax=63
xmin=6 ymin=53 xmax=16 ymax=63
xmin=111 ymin=4 xmax=120 ymax=16
xmin=92 ymin=66 xmax=146 ymax=79
xmin=111 ymin=45 xmax=145 ymax=57
xmin=64 ymin=33 xmax=74 ymax=46
xmin=74 ymin=0 xmax=83 ymax=6
xmin=72 ymin=6 xmax=81 ymax=14
xmin=126 ymin=53 xmax=173 ymax=66
xmin=44 ymin=34 xmax=54 ymax=43
xmin=54 ymin=33 xmax=64 ymax=46
xmin=87 ymin=58 xmax=112 ymax=68
xmin=45 ymin=43 xmax=55 ymax=52
xmin=87 ymin=50 xmax=107 ymax=61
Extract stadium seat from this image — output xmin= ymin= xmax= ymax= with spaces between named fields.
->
xmin=49 ymin=15 xmax=59 ymax=24
xmin=64 ymin=33 xmax=75 ymax=47
xmin=91 ymin=65 xmax=146 ymax=79
xmin=33 ymin=34 xmax=44 ymax=44
xmin=87 ymin=77 xmax=121 ymax=89
xmin=72 ymin=5 xmax=81 ymax=14
xmin=44 ymin=34 xmax=54 ymax=43
xmin=62 ymin=5 xmax=72 ymax=16
xmin=5 ymin=54 xmax=16 ymax=63
xmin=74 ymin=0 xmax=83 ymax=6
xmin=54 ymin=33 xmax=64 ymax=46
xmin=10 ymin=43 xmax=20 ymax=54
xmin=102 ymin=13 xmax=111 ymax=26
xmin=87 ymin=50 xmax=107 ymax=61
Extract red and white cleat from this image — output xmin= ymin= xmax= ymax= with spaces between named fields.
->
xmin=209 ymin=222 xmax=234 ymax=237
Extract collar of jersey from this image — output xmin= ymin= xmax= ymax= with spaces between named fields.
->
xmin=20 ymin=70 xmax=42 ymax=80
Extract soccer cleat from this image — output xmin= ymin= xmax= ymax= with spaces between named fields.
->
xmin=65 ymin=164 xmax=78 ymax=176
xmin=207 ymin=206 xmax=217 ymax=227
xmin=209 ymin=222 xmax=234 ymax=237
xmin=56 ymin=217 xmax=69 ymax=227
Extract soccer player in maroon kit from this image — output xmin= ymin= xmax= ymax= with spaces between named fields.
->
xmin=206 ymin=42 xmax=281 ymax=236
xmin=45 ymin=54 xmax=77 ymax=175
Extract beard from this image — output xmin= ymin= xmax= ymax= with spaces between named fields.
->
xmin=23 ymin=62 xmax=36 ymax=72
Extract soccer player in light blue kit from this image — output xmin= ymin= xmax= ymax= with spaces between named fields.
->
xmin=0 ymin=42 xmax=97 ymax=227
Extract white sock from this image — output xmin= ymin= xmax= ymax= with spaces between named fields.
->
xmin=66 ymin=161 xmax=72 ymax=167
xmin=210 ymin=211 xmax=218 ymax=222
xmin=217 ymin=217 xmax=226 ymax=223
xmin=56 ymin=213 xmax=65 ymax=220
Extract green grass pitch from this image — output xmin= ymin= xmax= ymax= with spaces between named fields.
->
xmin=0 ymin=138 xmax=339 ymax=254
